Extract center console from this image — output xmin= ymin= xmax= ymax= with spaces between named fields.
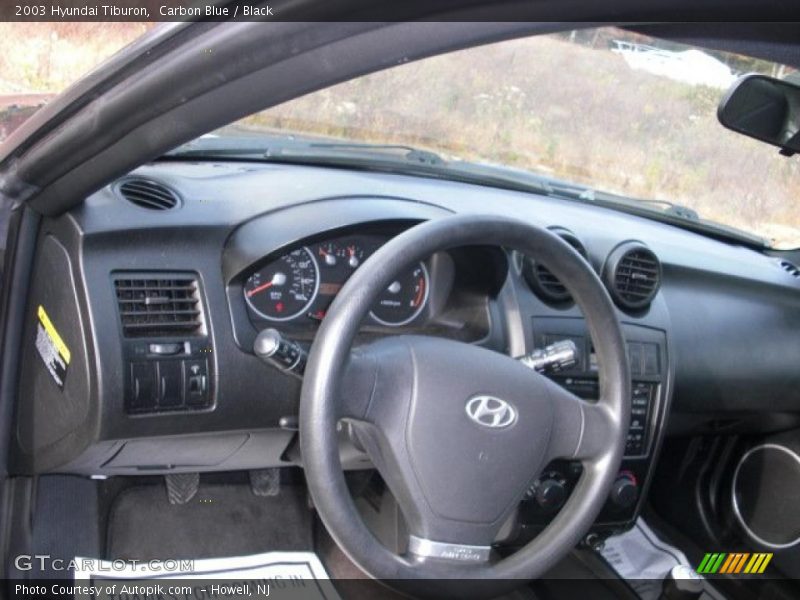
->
xmin=513 ymin=317 xmax=670 ymax=543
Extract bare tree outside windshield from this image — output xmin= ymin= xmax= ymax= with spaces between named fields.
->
xmin=227 ymin=27 xmax=800 ymax=249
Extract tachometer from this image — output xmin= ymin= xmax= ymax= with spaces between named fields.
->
xmin=244 ymin=247 xmax=319 ymax=321
xmin=370 ymin=262 xmax=429 ymax=326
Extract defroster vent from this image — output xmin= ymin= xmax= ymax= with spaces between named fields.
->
xmin=118 ymin=178 xmax=180 ymax=210
xmin=114 ymin=275 xmax=204 ymax=337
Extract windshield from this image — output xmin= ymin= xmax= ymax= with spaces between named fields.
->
xmin=215 ymin=27 xmax=800 ymax=248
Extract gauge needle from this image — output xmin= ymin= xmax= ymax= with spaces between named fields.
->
xmin=348 ymin=246 xmax=360 ymax=268
xmin=319 ymin=247 xmax=336 ymax=266
xmin=247 ymin=272 xmax=286 ymax=297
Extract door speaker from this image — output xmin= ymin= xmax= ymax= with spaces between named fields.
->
xmin=732 ymin=443 xmax=800 ymax=549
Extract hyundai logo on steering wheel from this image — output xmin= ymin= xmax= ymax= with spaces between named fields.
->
xmin=465 ymin=395 xmax=518 ymax=429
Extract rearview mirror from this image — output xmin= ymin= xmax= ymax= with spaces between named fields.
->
xmin=718 ymin=74 xmax=800 ymax=156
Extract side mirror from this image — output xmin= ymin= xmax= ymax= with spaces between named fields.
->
xmin=718 ymin=73 xmax=800 ymax=156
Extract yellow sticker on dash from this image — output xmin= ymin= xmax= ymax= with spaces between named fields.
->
xmin=37 ymin=305 xmax=70 ymax=364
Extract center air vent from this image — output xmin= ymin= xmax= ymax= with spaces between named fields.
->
xmin=114 ymin=275 xmax=203 ymax=337
xmin=118 ymin=178 xmax=180 ymax=210
xmin=522 ymin=227 xmax=588 ymax=304
xmin=603 ymin=242 xmax=662 ymax=310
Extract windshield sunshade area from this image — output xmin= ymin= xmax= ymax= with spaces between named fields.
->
xmin=203 ymin=27 xmax=800 ymax=249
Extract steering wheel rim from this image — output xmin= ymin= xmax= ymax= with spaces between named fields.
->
xmin=300 ymin=214 xmax=630 ymax=598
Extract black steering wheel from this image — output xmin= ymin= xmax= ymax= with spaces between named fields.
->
xmin=300 ymin=214 xmax=630 ymax=598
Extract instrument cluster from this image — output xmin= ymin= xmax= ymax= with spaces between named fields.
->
xmin=243 ymin=234 xmax=430 ymax=328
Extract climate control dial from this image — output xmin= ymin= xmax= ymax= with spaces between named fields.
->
xmin=609 ymin=471 xmax=639 ymax=510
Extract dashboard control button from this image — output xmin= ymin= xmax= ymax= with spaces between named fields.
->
xmin=535 ymin=478 xmax=568 ymax=512
xmin=129 ymin=362 xmax=157 ymax=411
xmin=149 ymin=342 xmax=183 ymax=355
xmin=629 ymin=415 xmax=646 ymax=431
xmin=626 ymin=439 xmax=645 ymax=455
xmin=186 ymin=374 xmax=208 ymax=403
xmin=643 ymin=343 xmax=659 ymax=375
xmin=158 ymin=361 xmax=184 ymax=407
xmin=627 ymin=342 xmax=643 ymax=375
xmin=184 ymin=359 xmax=210 ymax=406
xmin=609 ymin=473 xmax=639 ymax=509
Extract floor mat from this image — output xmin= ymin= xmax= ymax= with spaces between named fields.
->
xmin=601 ymin=518 xmax=726 ymax=600
xmin=106 ymin=483 xmax=312 ymax=560
xmin=31 ymin=475 xmax=102 ymax=578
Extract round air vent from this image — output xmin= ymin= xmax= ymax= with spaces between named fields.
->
xmin=603 ymin=241 xmax=661 ymax=310
xmin=521 ymin=227 xmax=588 ymax=304
xmin=118 ymin=178 xmax=180 ymax=210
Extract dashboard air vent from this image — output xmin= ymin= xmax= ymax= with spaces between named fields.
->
xmin=604 ymin=242 xmax=661 ymax=310
xmin=779 ymin=260 xmax=800 ymax=278
xmin=522 ymin=227 xmax=588 ymax=304
xmin=118 ymin=178 xmax=179 ymax=210
xmin=114 ymin=275 xmax=203 ymax=337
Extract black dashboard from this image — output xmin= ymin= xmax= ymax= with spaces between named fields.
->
xmin=12 ymin=159 xmax=800 ymax=540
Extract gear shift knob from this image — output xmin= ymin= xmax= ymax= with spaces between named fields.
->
xmin=659 ymin=565 xmax=704 ymax=600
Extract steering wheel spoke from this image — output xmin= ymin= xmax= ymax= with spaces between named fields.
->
xmin=546 ymin=381 xmax=619 ymax=462
xmin=337 ymin=348 xmax=380 ymax=421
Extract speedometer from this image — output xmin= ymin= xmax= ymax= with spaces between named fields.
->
xmin=244 ymin=247 xmax=319 ymax=321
